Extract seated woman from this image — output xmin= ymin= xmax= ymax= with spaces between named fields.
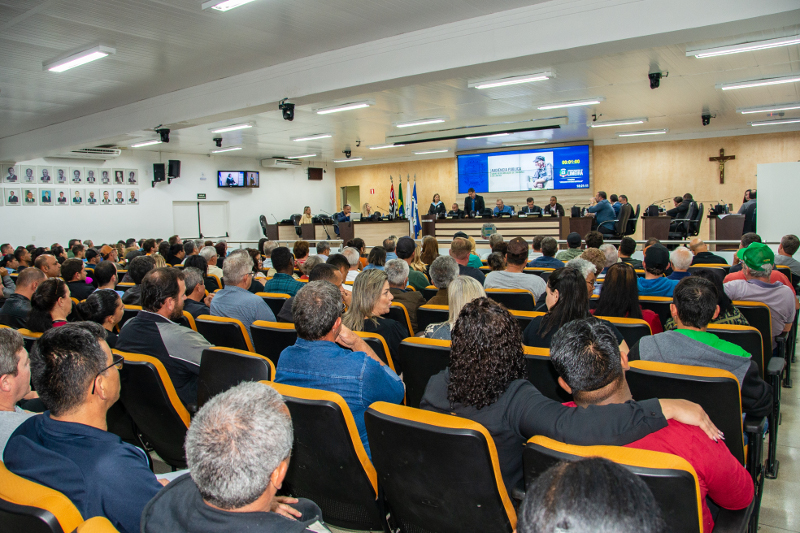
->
xmin=299 ymin=255 xmax=324 ymax=280
xmin=363 ymin=246 xmax=387 ymax=271
xmin=428 ymin=193 xmax=446 ymax=216
xmin=522 ymin=267 xmax=627 ymax=352
xmin=424 ymin=276 xmax=485 ymax=340
xmin=487 ymin=252 xmax=506 ymax=272
xmin=27 ymin=278 xmax=72 ymax=332
xmin=246 ymin=248 xmax=268 ymax=285
xmin=593 ymin=263 xmax=663 ymax=334
xmin=299 ymin=205 xmax=313 ymax=225
xmin=77 ymin=290 xmax=124 ymax=348
xmin=293 ymin=240 xmax=310 ymax=266
xmin=466 ymin=236 xmax=483 ymax=268
xmin=421 ymin=297 xmax=720 ymax=494
xmin=664 ymin=269 xmax=748 ymax=330
xmin=420 ymin=236 xmax=440 ymax=266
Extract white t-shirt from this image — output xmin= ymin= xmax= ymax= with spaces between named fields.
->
xmin=484 ymin=270 xmax=547 ymax=303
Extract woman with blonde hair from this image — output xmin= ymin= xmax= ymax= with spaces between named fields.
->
xmin=152 ymin=254 xmax=167 ymax=269
xmin=466 ymin=235 xmax=483 ymax=268
xmin=299 ymin=206 xmax=313 ymax=225
xmin=362 ymin=202 xmax=373 ymax=218
xmin=424 ymin=275 xmax=485 ymax=340
xmin=410 ymin=245 xmax=427 ymax=274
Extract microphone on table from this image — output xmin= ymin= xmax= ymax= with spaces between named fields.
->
xmin=270 ymin=214 xmax=279 ymax=224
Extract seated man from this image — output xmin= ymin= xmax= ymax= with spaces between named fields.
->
xmin=775 ymin=234 xmax=800 ymax=277
xmin=141 ymin=382 xmax=329 ymax=533
xmin=275 ymin=281 xmax=404 ymax=457
xmin=728 ymin=232 xmax=761 ymax=275
xmin=586 ymin=191 xmax=617 ymax=234
xmin=725 ymin=236 xmax=793 ymax=290
xmin=0 ymin=329 xmax=35 ymax=452
xmin=35 ymin=253 xmax=61 ymax=279
xmin=316 ymin=240 xmax=330 ymax=261
xmin=427 ymin=256 xmax=459 ymax=306
xmin=0 ymin=268 xmax=45 ymax=328
xmin=92 ymin=261 xmax=124 ymax=297
xmin=278 ymin=263 xmax=350 ymax=323
xmin=62 ymin=258 xmax=94 ymax=300
xmin=383 ymin=237 xmax=398 ymax=261
xmin=630 ymin=276 xmax=771 ymax=417
xmin=689 ymin=237 xmax=727 ymax=265
xmin=518 ymin=197 xmax=541 ymax=215
xmin=116 ymin=268 xmax=212 ymax=407
xmin=585 ymin=230 xmax=604 ymax=250
xmin=210 ymin=250 xmax=275 ymax=343
xmin=385 ymin=259 xmax=426 ymax=332
xmin=555 ymin=232 xmax=582 ymax=262
xmin=617 ymin=236 xmax=642 ymax=269
xmin=4 ymin=323 xmax=164 ymax=533
xmin=666 ymin=246 xmax=692 ymax=281
xmin=493 ymin=199 xmax=513 ymax=216
xmin=551 ymin=318 xmax=754 ymax=532
xmin=199 ymin=246 xmax=224 ymax=280
xmin=182 ymin=267 xmax=211 ymax=319
xmin=637 ymin=244 xmax=679 ymax=297
xmin=597 ymin=243 xmax=618 ymax=279
xmin=610 ymin=193 xmax=621 ymax=217
xmin=447 ymin=202 xmax=464 ymax=218
xmin=485 ymin=237 xmax=546 ymax=303
xmin=526 ymin=237 xmax=565 ymax=269
xmin=121 ymin=255 xmax=156 ymax=305
xmin=393 ymin=236 xmax=429 ymax=291
xmin=449 ymin=237 xmax=485 ymax=285
xmin=263 ymin=247 xmax=305 ymax=297
xmin=340 ymin=247 xmax=361 ymax=290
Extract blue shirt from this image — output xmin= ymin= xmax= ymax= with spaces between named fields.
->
xmin=527 ymin=256 xmax=565 ymax=269
xmin=637 ymin=277 xmax=680 ymax=297
xmin=210 ymin=285 xmax=275 ymax=343
xmin=263 ymin=273 xmax=305 ymax=297
xmin=588 ymin=199 xmax=617 ymax=226
xmin=493 ymin=205 xmax=513 ymax=215
xmin=362 ymin=264 xmax=384 ymax=271
xmin=385 ymin=252 xmax=398 ymax=262
xmin=275 ymin=338 xmax=405 ymax=458
xmin=612 ymin=201 xmax=622 ymax=217
xmin=4 ymin=414 xmax=162 ymax=533
xmin=667 ymin=271 xmax=691 ymax=281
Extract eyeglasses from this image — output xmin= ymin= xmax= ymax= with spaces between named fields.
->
xmin=91 ymin=355 xmax=124 ymax=394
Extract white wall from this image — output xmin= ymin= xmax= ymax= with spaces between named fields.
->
xmin=757 ymin=162 xmax=800 ymax=244
xmin=0 ymin=152 xmax=336 ymax=247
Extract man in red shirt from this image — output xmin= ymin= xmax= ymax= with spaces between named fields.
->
xmin=550 ymin=317 xmax=753 ymax=532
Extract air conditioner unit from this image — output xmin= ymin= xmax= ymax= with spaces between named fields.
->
xmin=55 ymin=148 xmax=122 ymax=160
xmin=261 ymin=158 xmax=302 ymax=169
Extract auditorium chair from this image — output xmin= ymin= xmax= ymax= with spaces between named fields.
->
xmin=479 ymin=265 xmax=491 ymax=272
xmin=597 ymin=203 xmax=634 ymax=238
xmin=263 ymin=382 xmax=388 ymax=532
xmin=626 ymin=203 xmax=640 ymax=235
xmin=385 ymin=302 xmax=413 ymax=336
xmin=732 ymin=301 xmax=790 ymax=386
xmin=365 ymin=402 xmax=517 ymax=533
xmin=397 ymin=338 xmax=451 ymax=408
xmin=354 ymin=331 xmax=396 ymax=372
xmin=16 ymin=328 xmax=42 ymax=354
xmin=668 ymin=202 xmax=697 ymax=240
xmin=179 ymin=310 xmax=197 ymax=331
xmin=523 ymin=436 xmax=753 ymax=533
xmin=485 ymin=288 xmax=536 ymax=311
xmin=0 ymin=462 xmax=84 ymax=533
xmin=114 ymin=282 xmax=135 ymax=293
xmin=523 ymin=346 xmax=571 ymax=403
xmin=250 ymin=320 xmax=297 ymax=367
xmin=118 ymin=305 xmax=141 ymax=329
xmin=70 ymin=297 xmax=79 ymax=307
xmin=255 ymin=292 xmax=291 ymax=316
xmin=523 ymin=267 xmax=555 ymax=282
xmin=76 ymin=517 xmax=121 ymax=533
xmin=114 ymin=350 xmax=191 ymax=469
xmin=638 ymin=296 xmax=673 ymax=328
xmin=511 ymin=310 xmax=544 ymax=332
xmin=595 ymin=316 xmax=652 ymax=347
xmin=195 ymin=315 xmax=254 ymax=352
xmin=742 ymin=201 xmax=757 ymax=234
xmin=421 ymin=285 xmax=439 ymax=300
xmin=203 ymin=275 xmax=221 ymax=293
xmin=417 ymin=304 xmax=448 ymax=332
xmin=197 ymin=347 xmax=275 ymax=408
xmin=688 ymin=264 xmax=729 ymax=276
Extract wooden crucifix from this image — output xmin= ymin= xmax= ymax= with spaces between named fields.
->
xmin=709 ymin=148 xmax=735 ymax=184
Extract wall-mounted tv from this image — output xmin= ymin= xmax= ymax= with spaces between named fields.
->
xmin=217 ymin=171 xmax=259 ymax=188
xmin=457 ymin=144 xmax=590 ymax=193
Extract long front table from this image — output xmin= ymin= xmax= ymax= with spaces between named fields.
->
xmin=338 ymin=220 xmax=411 ymax=247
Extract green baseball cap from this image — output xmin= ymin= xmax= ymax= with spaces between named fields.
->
xmin=736 ymin=242 xmax=774 ymax=271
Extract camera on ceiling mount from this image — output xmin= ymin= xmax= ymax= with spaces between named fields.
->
xmin=279 ymin=98 xmax=295 ymax=121
xmin=156 ymin=128 xmax=170 ymax=143
xmin=213 ymin=137 xmax=223 ymax=147
xmin=343 ymin=150 xmax=351 ymax=159
xmin=648 ymin=71 xmax=668 ymax=90
xmin=701 ymin=113 xmax=716 ymax=126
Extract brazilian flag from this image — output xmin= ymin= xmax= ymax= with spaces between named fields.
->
xmin=397 ymin=182 xmax=405 ymax=218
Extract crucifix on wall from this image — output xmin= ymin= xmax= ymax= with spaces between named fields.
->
xmin=709 ymin=148 xmax=735 ymax=184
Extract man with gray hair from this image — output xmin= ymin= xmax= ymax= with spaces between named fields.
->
xmin=210 ymin=250 xmax=275 ymax=343
xmin=199 ymin=246 xmax=224 ymax=280
xmin=775 ymin=234 xmax=800 ymax=277
xmin=667 ymin=246 xmax=693 ymax=281
xmin=182 ymin=267 xmax=212 ymax=319
xmin=383 ymin=237 xmax=398 ymax=261
xmin=566 ymin=257 xmax=598 ymax=301
xmin=0 ymin=329 xmax=35 ymax=452
xmin=598 ymin=243 xmax=619 ymax=274
xmin=341 ymin=246 xmax=361 ymax=287
xmin=427 ymin=255 xmax=460 ymax=306
xmin=141 ymin=382 xmax=330 ymax=532
xmin=316 ymin=241 xmax=331 ymax=260
xmin=183 ymin=240 xmax=197 ymax=260
xmin=386 ymin=259 xmax=425 ymax=332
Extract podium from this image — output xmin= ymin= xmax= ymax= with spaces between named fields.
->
xmin=642 ymin=215 xmax=671 ymax=242
xmin=565 ymin=217 xmax=593 ymax=241
xmin=708 ymin=214 xmax=744 ymax=250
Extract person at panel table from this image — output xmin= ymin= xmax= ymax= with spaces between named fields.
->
xmin=586 ymin=191 xmax=617 ymax=234
xmin=336 ymin=204 xmax=351 ymax=223
xmin=543 ymin=195 xmax=564 ymax=217
xmin=447 ymin=203 xmax=465 ymax=218
xmin=493 ymin=199 xmax=513 ymax=216
xmin=463 ymin=188 xmax=485 ymax=215
xmin=299 ymin=206 xmax=313 ymax=225
xmin=518 ymin=197 xmax=542 ymax=215
xmin=428 ymin=193 xmax=446 ymax=216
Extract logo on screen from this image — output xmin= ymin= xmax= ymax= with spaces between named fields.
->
xmin=560 ymin=168 xmax=567 ymax=177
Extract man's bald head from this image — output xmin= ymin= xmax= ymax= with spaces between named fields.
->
xmin=688 ymin=238 xmax=707 ymax=254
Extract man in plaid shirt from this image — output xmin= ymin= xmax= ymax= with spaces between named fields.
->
xmin=263 ymin=247 xmax=305 ymax=297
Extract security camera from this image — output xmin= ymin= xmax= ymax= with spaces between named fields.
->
xmin=701 ymin=114 xmax=712 ymax=126
xmin=648 ymin=72 xmax=662 ymax=89
xmin=279 ymin=98 xmax=295 ymax=121
xmin=343 ymin=150 xmax=351 ymax=159
xmin=213 ymin=137 xmax=223 ymax=147
xmin=156 ymin=128 xmax=170 ymax=143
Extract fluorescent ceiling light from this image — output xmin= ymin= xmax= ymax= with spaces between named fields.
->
xmin=210 ymin=123 xmax=253 ymax=133
xmin=316 ymin=101 xmax=371 ymax=115
xmin=590 ymin=118 xmax=647 ymax=128
xmin=333 ymin=158 xmax=363 ymax=163
xmin=369 ymin=144 xmax=405 ymax=150
xmin=617 ymin=129 xmax=668 ymax=137
xmin=130 ymin=139 xmax=162 ymax=148
xmin=738 ymin=102 xmax=800 ymax=114
xmin=749 ymin=117 xmax=800 ymax=127
xmin=285 ymin=154 xmax=316 ymax=159
xmin=396 ymin=118 xmax=446 ymax=128
xmin=688 ymin=35 xmax=800 ymax=58
xmin=414 ymin=149 xmax=449 ymax=155
xmin=44 ymin=45 xmax=115 ymax=72
xmin=465 ymin=133 xmax=510 ymax=140
xmin=201 ymin=0 xmax=258 ymax=12
xmin=211 ymin=146 xmax=243 ymax=153
xmin=470 ymin=71 xmax=553 ymax=89
xmin=718 ymin=75 xmax=800 ymax=91
xmin=502 ymin=141 xmax=547 ymax=147
xmin=537 ymin=98 xmax=604 ymax=110
xmin=291 ymin=133 xmax=333 ymax=142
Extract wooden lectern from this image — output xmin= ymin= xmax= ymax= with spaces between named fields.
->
xmin=642 ymin=215 xmax=671 ymax=242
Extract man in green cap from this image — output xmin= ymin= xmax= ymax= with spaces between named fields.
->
xmin=723 ymin=242 xmax=798 ymax=351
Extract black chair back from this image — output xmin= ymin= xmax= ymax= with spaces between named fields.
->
xmin=638 ymin=296 xmax=672 ymax=328
xmin=707 ymin=324 xmax=764 ymax=378
xmin=485 ymin=289 xmax=536 ymax=311
xmin=523 ymin=347 xmax=571 ymax=402
xmin=732 ymin=301 xmax=772 ymax=370
xmin=194 ymin=315 xmax=253 ymax=351
xmin=397 ymin=338 xmax=451 ymax=408
xmin=119 ymin=305 xmax=141 ymax=329
xmin=256 ymin=292 xmax=291 ymax=316
xmin=595 ymin=316 xmax=652 ymax=347
xmin=250 ymin=321 xmax=297 ymax=367
xmin=421 ymin=285 xmax=439 ymax=300
xmin=626 ymin=203 xmax=640 ymax=234
xmin=197 ymin=347 xmax=275 ymax=408
xmin=417 ymin=305 xmax=448 ymax=332
xmin=742 ymin=202 xmax=757 ymax=234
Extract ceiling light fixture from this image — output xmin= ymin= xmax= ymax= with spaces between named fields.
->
xmin=44 ymin=45 xmax=116 ymax=72
xmin=470 ymin=71 xmax=553 ymax=89
xmin=333 ymin=157 xmax=363 ymax=163
xmin=130 ymin=139 xmax=162 ymax=148
xmin=749 ymin=117 xmax=800 ymax=127
xmin=396 ymin=118 xmax=446 ymax=128
xmin=590 ymin=118 xmax=648 ymax=128
xmin=688 ymin=35 xmax=800 ymax=58
xmin=211 ymin=146 xmax=243 ymax=153
xmin=537 ymin=98 xmax=604 ymax=110
xmin=738 ymin=102 xmax=800 ymax=114
xmin=201 ymin=0 xmax=258 ymax=12
xmin=210 ymin=123 xmax=253 ymax=133
xmin=316 ymin=101 xmax=371 ymax=114
xmin=718 ymin=74 xmax=800 ymax=91
xmin=291 ymin=133 xmax=333 ymax=142
xmin=502 ymin=140 xmax=547 ymax=147
xmin=369 ymin=144 xmax=405 ymax=150
xmin=285 ymin=154 xmax=317 ymax=159
xmin=617 ymin=129 xmax=668 ymax=137
xmin=414 ymin=149 xmax=449 ymax=155
xmin=465 ymin=133 xmax=510 ymax=140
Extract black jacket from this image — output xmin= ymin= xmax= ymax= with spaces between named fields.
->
xmin=447 ymin=209 xmax=465 ymax=219
xmin=666 ymin=200 xmax=691 ymax=219
xmin=691 ymin=251 xmax=728 ymax=266
xmin=0 ymin=294 xmax=31 ymax=329
xmin=519 ymin=205 xmax=542 ymax=215
xmin=543 ymin=203 xmax=565 ymax=216
xmin=428 ymin=202 xmax=447 ymax=216
xmin=183 ymin=298 xmax=210 ymax=319
xmin=67 ymin=281 xmax=95 ymax=301
xmin=464 ymin=195 xmax=485 ymax=214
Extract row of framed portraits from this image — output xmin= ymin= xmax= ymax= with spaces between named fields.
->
xmin=3 ymin=188 xmax=140 ymax=206
xmin=3 ymin=166 xmax=138 ymax=186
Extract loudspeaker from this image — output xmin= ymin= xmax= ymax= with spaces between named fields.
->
xmin=571 ymin=206 xmax=582 ymax=218
xmin=168 ymin=160 xmax=181 ymax=178
xmin=153 ymin=163 xmax=166 ymax=182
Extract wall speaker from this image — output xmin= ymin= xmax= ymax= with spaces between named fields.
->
xmin=153 ymin=163 xmax=166 ymax=182
xmin=168 ymin=160 xmax=181 ymax=178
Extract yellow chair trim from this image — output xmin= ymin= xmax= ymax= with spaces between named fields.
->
xmin=195 ymin=315 xmax=255 ymax=352
xmin=123 ymin=305 xmax=142 ymax=311
xmin=594 ymin=315 xmax=653 ymax=333
xmin=256 ymin=292 xmax=291 ymax=300
xmin=420 ymin=304 xmax=448 ymax=311
xmin=181 ymin=311 xmax=197 ymax=332
xmin=116 ymin=282 xmax=135 ymax=287
xmin=510 ymin=310 xmax=545 ymax=319
xmin=77 ymin=516 xmax=120 ymax=532
xmin=205 ymin=347 xmax=275 ymax=380
xmin=691 ymin=264 xmax=728 ymax=269
xmin=16 ymin=328 xmax=43 ymax=340
xmin=390 ymin=301 xmax=414 ymax=336
xmin=354 ymin=331 xmax=395 ymax=372
xmin=424 ymin=285 xmax=438 ymax=290
xmin=523 ymin=346 xmax=551 ymax=357
xmin=209 ymin=274 xmax=223 ymax=288
xmin=252 ymin=320 xmax=297 ymax=331
xmin=638 ymin=296 xmax=673 ymax=303
xmin=401 ymin=337 xmax=451 ymax=349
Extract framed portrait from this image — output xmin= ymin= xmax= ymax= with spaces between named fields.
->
xmin=38 ymin=166 xmax=53 ymax=184
xmin=85 ymin=188 xmax=99 ymax=206
xmin=54 ymin=188 xmax=70 ymax=206
xmin=70 ymin=188 xmax=84 ymax=206
xmin=54 ymin=166 xmax=68 ymax=185
xmin=40 ymin=189 xmax=54 ymax=206
xmin=100 ymin=189 xmax=113 ymax=205
xmin=85 ymin=168 xmax=98 ymax=185
xmin=69 ymin=167 xmax=83 ymax=185
xmin=22 ymin=188 xmax=37 ymax=206
xmin=5 ymin=188 xmax=20 ymax=206
xmin=99 ymin=169 xmax=111 ymax=185
xmin=125 ymin=169 xmax=138 ymax=185
xmin=21 ymin=165 xmax=36 ymax=183
xmin=127 ymin=188 xmax=139 ymax=205
xmin=113 ymin=189 xmax=126 ymax=205
xmin=4 ymin=165 xmax=18 ymax=184
xmin=113 ymin=169 xmax=125 ymax=185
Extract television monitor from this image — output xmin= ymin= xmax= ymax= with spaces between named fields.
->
xmin=457 ymin=144 xmax=590 ymax=193
xmin=245 ymin=171 xmax=259 ymax=188
xmin=218 ymin=171 xmax=245 ymax=188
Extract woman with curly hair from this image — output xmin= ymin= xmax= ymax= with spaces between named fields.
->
xmin=27 ymin=278 xmax=72 ymax=332
xmin=420 ymin=297 xmax=721 ymax=494
xmin=593 ymin=263 xmax=663 ymax=334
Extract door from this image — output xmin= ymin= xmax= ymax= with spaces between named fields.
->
xmin=172 ymin=201 xmax=229 ymax=239
xmin=340 ymin=186 xmax=360 ymax=212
